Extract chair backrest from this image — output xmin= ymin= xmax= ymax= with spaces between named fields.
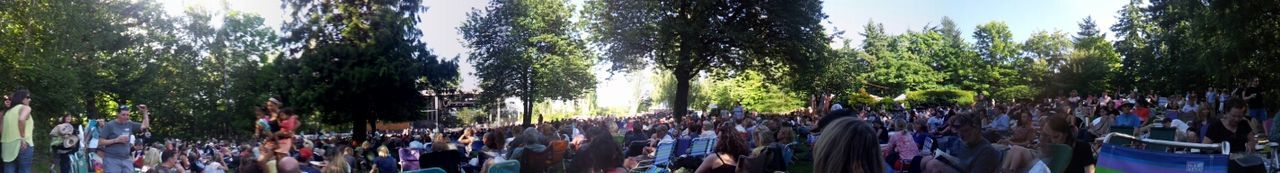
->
xmin=400 ymin=148 xmax=418 ymax=161
xmin=688 ymin=138 xmax=711 ymax=157
xmin=654 ymin=141 xmax=676 ymax=166
xmin=1045 ymin=144 xmax=1072 ymax=173
xmin=708 ymin=138 xmax=717 ymax=153
xmin=408 ymin=167 xmax=446 ymax=173
xmin=1109 ymin=126 xmax=1136 ymax=146
xmin=520 ymin=148 xmax=551 ymax=173
xmin=674 ymin=138 xmax=692 ymax=156
xmin=1146 ymin=127 xmax=1176 ymax=152
xmin=471 ymin=141 xmax=485 ymax=153
xmin=1097 ymin=144 xmax=1228 ymax=173
xmin=488 ymin=160 xmax=520 ymax=173
xmin=548 ymin=140 xmax=569 ymax=164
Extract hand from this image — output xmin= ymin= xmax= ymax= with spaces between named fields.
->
xmin=116 ymin=135 xmax=130 ymax=143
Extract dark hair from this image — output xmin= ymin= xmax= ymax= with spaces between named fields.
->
xmin=483 ymin=128 xmax=504 ymax=150
xmin=587 ymin=132 xmax=623 ymax=171
xmin=280 ymin=107 xmax=296 ymax=116
xmin=812 ymin=108 xmax=856 ymax=133
xmin=714 ymin=122 xmax=749 ymax=157
xmin=814 ymin=117 xmax=883 ymax=173
xmin=1227 ymin=97 xmax=1247 ymax=110
xmin=162 ymin=150 xmax=177 ymax=163
xmin=1044 ymin=116 xmax=1074 ymax=144
xmin=952 ymin=111 xmax=982 ymax=129
xmin=9 ymin=89 xmax=29 ymax=106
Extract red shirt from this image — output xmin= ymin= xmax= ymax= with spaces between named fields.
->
xmin=1135 ymin=107 xmax=1151 ymax=122
xmin=300 ymin=147 xmax=313 ymax=161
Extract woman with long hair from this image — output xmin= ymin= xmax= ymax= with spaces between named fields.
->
xmin=814 ymin=117 xmax=884 ymax=173
xmin=322 ymin=146 xmax=350 ymax=173
xmin=694 ymin=122 xmax=749 ymax=173
xmin=1041 ymin=116 xmax=1095 ymax=173
xmin=2 ymin=90 xmax=33 ymax=173
xmin=586 ymin=128 xmax=625 ymax=173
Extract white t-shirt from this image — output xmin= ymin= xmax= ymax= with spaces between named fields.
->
xmin=1181 ymin=103 xmax=1198 ymax=113
xmin=203 ymin=162 xmax=225 ymax=173
xmin=1170 ymin=119 xmax=1190 ymax=135
xmin=699 ymin=130 xmax=716 ymax=138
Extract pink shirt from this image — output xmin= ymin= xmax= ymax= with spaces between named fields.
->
xmin=280 ymin=118 xmax=299 ymax=133
xmin=886 ymin=132 xmax=919 ymax=161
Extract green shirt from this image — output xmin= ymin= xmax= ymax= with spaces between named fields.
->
xmin=2 ymin=104 xmax=34 ymax=162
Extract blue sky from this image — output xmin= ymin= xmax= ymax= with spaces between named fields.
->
xmin=160 ymin=0 xmax=1127 ymax=109
xmin=824 ymin=0 xmax=1125 ymax=44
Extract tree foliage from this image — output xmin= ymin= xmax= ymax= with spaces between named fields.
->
xmin=585 ymin=0 xmax=830 ymax=120
xmin=0 ymin=0 xmax=287 ymax=142
xmin=462 ymin=0 xmax=596 ymax=126
xmin=280 ymin=0 xmax=460 ymax=141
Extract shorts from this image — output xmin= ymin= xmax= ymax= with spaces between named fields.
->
xmin=1249 ymin=108 xmax=1269 ymax=120
xmin=102 ymin=157 xmax=133 ymax=173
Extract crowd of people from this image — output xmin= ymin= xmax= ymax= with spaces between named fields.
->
xmin=3 ymin=77 xmax=1275 ymax=173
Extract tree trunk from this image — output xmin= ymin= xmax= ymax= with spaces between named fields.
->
xmin=522 ymin=66 xmax=534 ymax=127
xmin=672 ymin=70 xmax=693 ymax=122
xmin=522 ymin=93 xmax=533 ymax=127
xmin=85 ymin=92 xmax=99 ymax=119
xmin=353 ymin=116 xmax=368 ymax=143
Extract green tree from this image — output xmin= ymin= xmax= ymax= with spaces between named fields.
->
xmin=931 ymin=17 xmax=985 ymax=92
xmin=280 ymin=0 xmax=460 ymax=142
xmin=462 ymin=0 xmax=596 ymax=126
xmin=971 ymin=21 xmax=1021 ymax=94
xmin=1057 ymin=17 xmax=1120 ymax=95
xmin=1111 ymin=0 xmax=1153 ymax=91
xmin=1022 ymin=30 xmax=1072 ymax=72
xmin=585 ymin=0 xmax=829 ymax=120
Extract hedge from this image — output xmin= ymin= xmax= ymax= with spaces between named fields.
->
xmin=904 ymin=88 xmax=976 ymax=108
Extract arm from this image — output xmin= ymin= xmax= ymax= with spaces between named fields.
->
xmin=17 ymin=107 xmax=29 ymax=140
xmin=141 ymin=111 xmax=150 ymax=130
xmin=694 ymin=154 xmax=719 ymax=173
xmin=1247 ymin=136 xmax=1258 ymax=154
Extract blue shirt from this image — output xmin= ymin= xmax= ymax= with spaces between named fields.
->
xmin=1115 ymin=113 xmax=1142 ymax=128
xmin=374 ymin=156 xmax=398 ymax=172
xmin=985 ymin=114 xmax=1010 ymax=131
xmin=928 ymin=116 xmax=944 ymax=133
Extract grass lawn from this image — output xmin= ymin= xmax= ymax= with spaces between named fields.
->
xmin=788 ymin=160 xmax=813 ymax=173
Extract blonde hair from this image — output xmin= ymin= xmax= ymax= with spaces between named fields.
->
xmin=814 ymin=117 xmax=883 ymax=173
xmin=777 ymin=127 xmax=795 ymax=144
xmin=432 ymin=134 xmax=451 ymax=152
xmin=753 ymin=126 xmax=774 ymax=147
xmin=322 ymin=149 xmax=349 ymax=173
xmin=377 ymin=146 xmax=390 ymax=157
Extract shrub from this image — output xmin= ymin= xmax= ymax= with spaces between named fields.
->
xmin=904 ymin=88 xmax=976 ymax=108
xmin=992 ymin=85 xmax=1039 ymax=102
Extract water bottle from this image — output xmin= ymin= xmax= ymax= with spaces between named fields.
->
xmin=123 ymin=128 xmax=133 ymax=144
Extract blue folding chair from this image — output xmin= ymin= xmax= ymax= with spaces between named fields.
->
xmin=674 ymin=138 xmax=692 ymax=156
xmin=653 ymin=141 xmax=675 ymax=166
xmin=1146 ymin=127 xmax=1176 ymax=152
xmin=687 ymin=137 xmax=711 ymax=157
xmin=488 ymin=160 xmax=520 ymax=173
xmin=1108 ymin=126 xmax=1136 ymax=147
xmin=632 ymin=141 xmax=675 ymax=173
xmin=405 ymin=167 xmax=446 ymax=173
xmin=708 ymin=138 xmax=717 ymax=153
